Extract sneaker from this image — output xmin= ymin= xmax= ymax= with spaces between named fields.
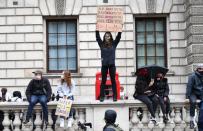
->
xmin=163 ymin=116 xmax=169 ymax=124
xmin=190 ymin=120 xmax=195 ymax=129
xmin=60 ymin=118 xmax=65 ymax=127
xmin=150 ymin=117 xmax=157 ymax=125
xmin=23 ymin=120 xmax=29 ymax=124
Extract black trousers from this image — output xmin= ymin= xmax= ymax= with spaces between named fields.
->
xmin=100 ymin=64 xmax=117 ymax=98
xmin=189 ymin=94 xmax=202 ymax=117
xmin=157 ymin=96 xmax=170 ymax=115
xmin=135 ymin=95 xmax=158 ymax=118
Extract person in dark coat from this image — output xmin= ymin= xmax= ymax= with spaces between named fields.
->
xmin=23 ymin=70 xmax=52 ymax=125
xmin=186 ymin=64 xmax=203 ymax=129
xmin=133 ymin=69 xmax=158 ymax=124
xmin=103 ymin=110 xmax=123 ymax=131
xmin=96 ymin=29 xmax=122 ymax=102
xmin=153 ymin=72 xmax=170 ymax=123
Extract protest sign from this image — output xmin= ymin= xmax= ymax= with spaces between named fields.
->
xmin=96 ymin=6 xmax=123 ymax=32
xmin=55 ymin=98 xmax=73 ymax=117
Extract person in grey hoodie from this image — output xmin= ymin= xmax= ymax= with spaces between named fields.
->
xmin=186 ymin=64 xmax=203 ymax=129
xmin=96 ymin=30 xmax=122 ymax=102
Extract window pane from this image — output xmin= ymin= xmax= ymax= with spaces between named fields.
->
xmin=58 ymin=58 xmax=67 ymax=70
xmin=147 ymin=57 xmax=155 ymax=65
xmin=156 ymin=45 xmax=164 ymax=56
xmin=58 ymin=34 xmax=66 ymax=45
xmin=67 ymin=34 xmax=76 ymax=45
xmin=137 ymin=57 xmax=145 ymax=68
xmin=137 ymin=33 xmax=145 ymax=44
xmin=68 ymin=48 xmax=76 ymax=57
xmin=49 ymin=34 xmax=57 ymax=45
xmin=49 ymin=48 xmax=57 ymax=58
xmin=137 ymin=21 xmax=145 ymax=32
xmin=58 ymin=22 xmax=66 ymax=33
xmin=48 ymin=22 xmax=57 ymax=33
xmin=156 ymin=57 xmax=164 ymax=66
xmin=156 ymin=20 xmax=163 ymax=31
xmin=58 ymin=47 xmax=66 ymax=58
xmin=147 ymin=45 xmax=155 ymax=56
xmin=156 ymin=32 xmax=164 ymax=43
xmin=137 ymin=45 xmax=145 ymax=56
xmin=67 ymin=22 xmax=76 ymax=33
xmin=49 ymin=59 xmax=57 ymax=70
xmin=68 ymin=58 xmax=76 ymax=70
xmin=146 ymin=20 xmax=154 ymax=31
xmin=146 ymin=32 xmax=154 ymax=43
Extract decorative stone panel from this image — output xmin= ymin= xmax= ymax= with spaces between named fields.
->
xmin=55 ymin=0 xmax=65 ymax=15
xmin=187 ymin=35 xmax=203 ymax=45
xmin=146 ymin=0 xmax=156 ymax=13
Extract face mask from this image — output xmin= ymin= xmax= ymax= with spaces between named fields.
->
xmin=35 ymin=74 xmax=41 ymax=80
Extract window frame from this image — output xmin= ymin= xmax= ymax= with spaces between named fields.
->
xmin=135 ymin=17 xmax=167 ymax=69
xmin=46 ymin=19 xmax=78 ymax=73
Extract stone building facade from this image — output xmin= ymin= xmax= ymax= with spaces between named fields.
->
xmin=0 ymin=0 xmax=203 ymax=101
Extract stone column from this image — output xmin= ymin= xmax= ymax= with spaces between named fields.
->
xmin=2 ymin=111 xmax=10 ymax=131
xmin=185 ymin=0 xmax=203 ymax=73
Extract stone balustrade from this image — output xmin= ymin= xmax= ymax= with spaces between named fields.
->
xmin=0 ymin=99 xmax=199 ymax=131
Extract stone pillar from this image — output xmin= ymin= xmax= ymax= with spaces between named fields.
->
xmin=13 ymin=110 xmax=21 ymax=131
xmin=185 ymin=0 xmax=203 ymax=73
xmin=2 ymin=111 xmax=10 ymax=131
xmin=174 ymin=107 xmax=184 ymax=131
xmin=130 ymin=107 xmax=141 ymax=131
xmin=34 ymin=110 xmax=42 ymax=131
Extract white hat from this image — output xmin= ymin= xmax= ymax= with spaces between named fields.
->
xmin=196 ymin=64 xmax=203 ymax=69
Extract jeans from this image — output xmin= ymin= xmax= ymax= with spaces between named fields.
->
xmin=189 ymin=94 xmax=202 ymax=117
xmin=135 ymin=95 xmax=158 ymax=118
xmin=26 ymin=95 xmax=48 ymax=122
xmin=100 ymin=64 xmax=117 ymax=98
xmin=157 ymin=96 xmax=170 ymax=115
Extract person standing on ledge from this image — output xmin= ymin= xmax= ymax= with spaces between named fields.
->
xmin=96 ymin=28 xmax=122 ymax=102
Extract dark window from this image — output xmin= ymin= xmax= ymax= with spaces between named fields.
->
xmin=47 ymin=20 xmax=77 ymax=73
xmin=135 ymin=18 xmax=167 ymax=68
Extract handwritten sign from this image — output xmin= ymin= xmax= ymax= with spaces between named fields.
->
xmin=55 ymin=98 xmax=73 ymax=117
xmin=96 ymin=6 xmax=123 ymax=32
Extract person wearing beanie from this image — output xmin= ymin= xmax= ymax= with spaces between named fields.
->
xmin=103 ymin=109 xmax=123 ymax=131
xmin=186 ymin=64 xmax=203 ymax=129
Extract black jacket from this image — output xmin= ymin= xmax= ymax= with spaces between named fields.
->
xmin=133 ymin=76 xmax=151 ymax=97
xmin=153 ymin=78 xmax=169 ymax=97
xmin=26 ymin=77 xmax=52 ymax=101
xmin=186 ymin=71 xmax=203 ymax=99
xmin=96 ymin=31 xmax=121 ymax=66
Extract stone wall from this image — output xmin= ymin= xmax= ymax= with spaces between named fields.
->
xmin=0 ymin=0 xmax=201 ymax=99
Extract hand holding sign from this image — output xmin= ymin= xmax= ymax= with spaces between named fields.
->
xmin=96 ymin=6 xmax=123 ymax=32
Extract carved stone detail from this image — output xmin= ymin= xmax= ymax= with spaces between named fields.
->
xmin=55 ymin=0 xmax=65 ymax=15
xmin=146 ymin=0 xmax=156 ymax=13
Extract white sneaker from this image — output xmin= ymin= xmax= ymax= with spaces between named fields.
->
xmin=67 ymin=118 xmax=73 ymax=127
xmin=59 ymin=118 xmax=65 ymax=127
xmin=149 ymin=117 xmax=158 ymax=126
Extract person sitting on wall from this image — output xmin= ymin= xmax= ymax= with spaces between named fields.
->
xmin=186 ymin=64 xmax=203 ymax=129
xmin=23 ymin=70 xmax=52 ymax=126
xmin=133 ymin=69 xmax=158 ymax=124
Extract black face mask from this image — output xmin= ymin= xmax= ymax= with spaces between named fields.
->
xmin=199 ymin=71 xmax=203 ymax=75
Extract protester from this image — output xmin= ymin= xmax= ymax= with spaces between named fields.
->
xmin=23 ymin=70 xmax=52 ymax=125
xmin=96 ymin=29 xmax=122 ymax=102
xmin=153 ymin=72 xmax=170 ymax=123
xmin=133 ymin=69 xmax=158 ymax=124
xmin=103 ymin=109 xmax=123 ymax=131
xmin=186 ymin=64 xmax=203 ymax=129
xmin=56 ymin=70 xmax=76 ymax=128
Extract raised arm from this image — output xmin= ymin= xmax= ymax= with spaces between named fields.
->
xmin=113 ymin=32 xmax=122 ymax=47
xmin=96 ymin=31 xmax=103 ymax=48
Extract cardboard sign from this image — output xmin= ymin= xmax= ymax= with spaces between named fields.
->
xmin=55 ymin=98 xmax=73 ymax=117
xmin=96 ymin=6 xmax=123 ymax=32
